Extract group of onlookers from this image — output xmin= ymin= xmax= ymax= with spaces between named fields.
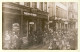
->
xmin=3 ymin=26 xmax=77 ymax=50
xmin=43 ymin=28 xmax=77 ymax=50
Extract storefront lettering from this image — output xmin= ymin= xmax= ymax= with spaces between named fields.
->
xmin=24 ymin=12 xmax=37 ymax=16
xmin=29 ymin=22 xmax=34 ymax=24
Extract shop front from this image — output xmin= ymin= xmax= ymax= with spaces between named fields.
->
xmin=23 ymin=11 xmax=48 ymax=46
xmin=2 ymin=3 xmax=48 ymax=49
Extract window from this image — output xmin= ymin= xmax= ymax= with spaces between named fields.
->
xmin=60 ymin=2 xmax=67 ymax=6
xmin=56 ymin=6 xmax=59 ymax=18
xmin=24 ymin=2 xmax=30 ymax=7
xmin=19 ymin=2 xmax=24 ymax=5
xmin=32 ymin=2 xmax=37 ymax=8
xmin=44 ymin=2 xmax=47 ymax=12
xmin=56 ymin=6 xmax=67 ymax=19
xmin=12 ymin=2 xmax=19 ymax=4
xmin=39 ymin=2 xmax=43 ymax=11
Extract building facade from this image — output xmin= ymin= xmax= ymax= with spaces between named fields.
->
xmin=48 ymin=2 xmax=78 ymax=31
xmin=2 ymin=2 xmax=78 ymax=49
xmin=68 ymin=2 xmax=78 ymax=30
xmin=2 ymin=2 xmax=48 ymax=48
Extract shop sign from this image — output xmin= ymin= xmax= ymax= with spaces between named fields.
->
xmin=24 ymin=12 xmax=37 ymax=17
xmin=29 ymin=22 xmax=34 ymax=24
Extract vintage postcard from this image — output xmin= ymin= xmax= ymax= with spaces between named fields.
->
xmin=0 ymin=0 xmax=80 ymax=52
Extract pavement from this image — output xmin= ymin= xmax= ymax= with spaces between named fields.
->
xmin=27 ymin=44 xmax=49 ymax=50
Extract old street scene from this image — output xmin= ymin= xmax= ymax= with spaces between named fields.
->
xmin=2 ymin=2 xmax=78 ymax=50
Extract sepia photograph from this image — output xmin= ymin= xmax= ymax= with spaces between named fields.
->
xmin=2 ymin=2 xmax=78 ymax=50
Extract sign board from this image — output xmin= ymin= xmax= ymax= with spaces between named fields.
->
xmin=29 ymin=22 xmax=34 ymax=24
xmin=24 ymin=12 xmax=37 ymax=17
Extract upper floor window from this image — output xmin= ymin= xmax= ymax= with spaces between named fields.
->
xmin=56 ymin=6 xmax=59 ymax=18
xmin=32 ymin=2 xmax=37 ymax=8
xmin=56 ymin=6 xmax=67 ymax=19
xmin=12 ymin=2 xmax=19 ymax=4
xmin=24 ymin=2 xmax=30 ymax=7
xmin=19 ymin=2 xmax=24 ymax=5
xmin=39 ymin=2 xmax=43 ymax=11
xmin=44 ymin=2 xmax=47 ymax=12
xmin=60 ymin=2 xmax=67 ymax=6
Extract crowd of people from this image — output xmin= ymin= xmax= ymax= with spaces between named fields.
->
xmin=43 ymin=28 xmax=77 ymax=50
xmin=3 ymin=23 xmax=77 ymax=50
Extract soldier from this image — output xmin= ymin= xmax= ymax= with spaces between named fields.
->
xmin=11 ymin=23 xmax=20 ymax=49
xmin=52 ymin=31 xmax=58 ymax=49
xmin=48 ymin=28 xmax=53 ymax=50
xmin=11 ymin=32 xmax=18 ymax=49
